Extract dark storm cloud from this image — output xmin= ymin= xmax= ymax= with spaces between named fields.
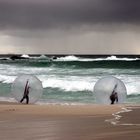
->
xmin=0 ymin=0 xmax=140 ymax=30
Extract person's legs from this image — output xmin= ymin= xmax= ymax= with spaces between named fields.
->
xmin=116 ymin=96 xmax=118 ymax=103
xmin=26 ymin=95 xmax=29 ymax=104
xmin=20 ymin=96 xmax=25 ymax=103
xmin=111 ymin=99 xmax=115 ymax=104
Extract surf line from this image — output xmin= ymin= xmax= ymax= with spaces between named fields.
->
xmin=105 ymin=106 xmax=140 ymax=126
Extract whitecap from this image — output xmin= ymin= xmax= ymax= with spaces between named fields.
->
xmin=40 ymin=76 xmax=94 ymax=91
xmin=21 ymin=54 xmax=30 ymax=58
xmin=55 ymin=55 xmax=139 ymax=62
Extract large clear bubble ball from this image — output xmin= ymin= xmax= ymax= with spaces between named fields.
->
xmin=93 ymin=76 xmax=127 ymax=104
xmin=11 ymin=75 xmax=43 ymax=104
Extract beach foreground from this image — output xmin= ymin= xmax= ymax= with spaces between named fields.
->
xmin=0 ymin=103 xmax=139 ymax=140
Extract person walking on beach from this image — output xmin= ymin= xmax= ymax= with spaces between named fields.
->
xmin=110 ymin=84 xmax=118 ymax=105
xmin=20 ymin=80 xmax=30 ymax=104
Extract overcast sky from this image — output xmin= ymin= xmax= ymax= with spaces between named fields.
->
xmin=0 ymin=0 xmax=140 ymax=54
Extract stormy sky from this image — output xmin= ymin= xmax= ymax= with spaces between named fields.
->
xmin=0 ymin=0 xmax=140 ymax=54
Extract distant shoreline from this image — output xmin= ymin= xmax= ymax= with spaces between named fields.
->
xmin=0 ymin=54 xmax=140 ymax=58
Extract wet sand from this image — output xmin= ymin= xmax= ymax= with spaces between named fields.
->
xmin=0 ymin=102 xmax=139 ymax=140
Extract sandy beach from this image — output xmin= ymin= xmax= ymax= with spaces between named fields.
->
xmin=0 ymin=102 xmax=139 ymax=140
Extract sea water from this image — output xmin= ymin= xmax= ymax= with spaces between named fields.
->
xmin=0 ymin=55 xmax=140 ymax=105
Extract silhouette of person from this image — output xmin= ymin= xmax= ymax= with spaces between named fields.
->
xmin=20 ymin=80 xmax=30 ymax=104
xmin=110 ymin=84 xmax=118 ymax=105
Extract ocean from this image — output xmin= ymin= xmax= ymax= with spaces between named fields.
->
xmin=0 ymin=55 xmax=140 ymax=105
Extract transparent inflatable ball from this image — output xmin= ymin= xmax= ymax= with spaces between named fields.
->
xmin=93 ymin=76 xmax=127 ymax=104
xmin=11 ymin=75 xmax=43 ymax=104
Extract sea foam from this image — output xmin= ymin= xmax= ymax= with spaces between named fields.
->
xmin=55 ymin=55 xmax=139 ymax=62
